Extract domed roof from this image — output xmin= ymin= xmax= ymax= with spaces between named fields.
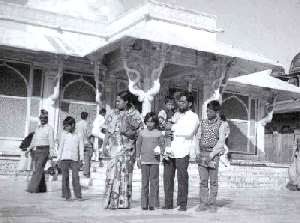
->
xmin=289 ymin=52 xmax=300 ymax=75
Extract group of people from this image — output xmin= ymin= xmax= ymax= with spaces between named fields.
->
xmin=19 ymin=89 xmax=230 ymax=213
xmin=102 ymin=90 xmax=229 ymax=213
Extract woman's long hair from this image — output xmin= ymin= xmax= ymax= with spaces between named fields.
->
xmin=118 ymin=90 xmax=142 ymax=112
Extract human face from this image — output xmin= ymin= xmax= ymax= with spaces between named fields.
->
xmin=178 ymin=96 xmax=191 ymax=113
xmin=40 ymin=117 xmax=48 ymax=125
xmin=64 ymin=123 xmax=75 ymax=133
xmin=146 ymin=118 xmax=156 ymax=130
xmin=165 ymin=101 xmax=174 ymax=111
xmin=116 ymin=96 xmax=127 ymax=111
xmin=207 ymin=107 xmax=218 ymax=120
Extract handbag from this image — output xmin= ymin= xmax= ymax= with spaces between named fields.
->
xmin=19 ymin=132 xmax=35 ymax=151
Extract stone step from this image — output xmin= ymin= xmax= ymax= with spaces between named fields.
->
xmin=1 ymin=159 xmax=289 ymax=190
xmin=90 ymin=161 xmax=289 ymax=190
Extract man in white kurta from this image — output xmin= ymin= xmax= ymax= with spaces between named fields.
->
xmin=163 ymin=91 xmax=199 ymax=211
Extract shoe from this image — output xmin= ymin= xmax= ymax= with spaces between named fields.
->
xmin=75 ymin=197 xmax=84 ymax=202
xmin=162 ymin=206 xmax=173 ymax=210
xmin=65 ymin=197 xmax=72 ymax=201
xmin=209 ymin=205 xmax=217 ymax=213
xmin=142 ymin=207 xmax=148 ymax=210
xmin=177 ymin=206 xmax=187 ymax=211
xmin=149 ymin=207 xmax=154 ymax=210
xmin=196 ymin=204 xmax=209 ymax=212
xmin=99 ymin=161 xmax=104 ymax=167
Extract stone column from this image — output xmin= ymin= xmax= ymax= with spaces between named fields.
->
xmin=256 ymin=94 xmax=278 ymax=160
xmin=121 ymin=38 xmax=168 ymax=116
xmin=42 ymin=60 xmax=63 ymax=140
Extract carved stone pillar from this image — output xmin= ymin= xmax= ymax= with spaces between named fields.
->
xmin=256 ymin=93 xmax=278 ymax=160
xmin=42 ymin=60 xmax=63 ymax=140
xmin=121 ymin=38 xmax=168 ymax=116
xmin=201 ymin=57 xmax=236 ymax=119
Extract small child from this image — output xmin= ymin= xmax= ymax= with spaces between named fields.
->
xmin=58 ymin=116 xmax=84 ymax=201
xmin=136 ymin=112 xmax=164 ymax=210
xmin=83 ymin=135 xmax=95 ymax=178
xmin=158 ymin=96 xmax=175 ymax=161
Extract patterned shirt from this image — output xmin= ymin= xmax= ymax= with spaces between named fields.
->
xmin=104 ymin=108 xmax=142 ymax=156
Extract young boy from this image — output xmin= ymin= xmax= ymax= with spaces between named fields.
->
xmin=196 ymin=100 xmax=229 ymax=213
xmin=136 ymin=112 xmax=164 ymax=210
xmin=58 ymin=116 xmax=84 ymax=201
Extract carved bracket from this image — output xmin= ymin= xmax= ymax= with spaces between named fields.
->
xmin=121 ymin=38 xmax=168 ymax=116
xmin=259 ymin=93 xmax=278 ymax=126
xmin=49 ymin=60 xmax=64 ymax=102
xmin=202 ymin=57 xmax=236 ymax=118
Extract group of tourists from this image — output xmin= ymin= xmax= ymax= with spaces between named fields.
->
xmin=18 ymin=89 xmax=230 ymax=213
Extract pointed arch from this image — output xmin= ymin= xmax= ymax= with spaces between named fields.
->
xmin=222 ymin=95 xmax=248 ymax=120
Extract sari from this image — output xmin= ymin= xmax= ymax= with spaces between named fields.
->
xmin=104 ymin=108 xmax=142 ymax=209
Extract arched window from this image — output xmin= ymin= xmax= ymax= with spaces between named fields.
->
xmin=63 ymin=80 xmax=96 ymax=102
xmin=59 ymin=78 xmax=97 ymax=135
xmin=0 ymin=64 xmax=27 ymax=138
xmin=222 ymin=96 xmax=248 ymax=120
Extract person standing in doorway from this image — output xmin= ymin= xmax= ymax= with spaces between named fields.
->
xmin=76 ymin=112 xmax=89 ymax=175
xmin=27 ymin=109 xmax=54 ymax=193
xmin=92 ymin=108 xmax=107 ymax=167
xmin=196 ymin=100 xmax=229 ymax=213
xmin=163 ymin=91 xmax=199 ymax=211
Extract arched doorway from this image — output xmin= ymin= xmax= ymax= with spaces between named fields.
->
xmin=59 ymin=74 xmax=97 ymax=135
xmin=222 ymin=93 xmax=256 ymax=154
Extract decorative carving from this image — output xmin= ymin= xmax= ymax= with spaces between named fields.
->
xmin=49 ymin=60 xmax=63 ymax=102
xmin=259 ymin=94 xmax=278 ymax=126
xmin=202 ymin=57 xmax=237 ymax=118
xmin=121 ymin=38 xmax=168 ymax=116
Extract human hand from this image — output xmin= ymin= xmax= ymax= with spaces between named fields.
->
xmin=209 ymin=152 xmax=215 ymax=160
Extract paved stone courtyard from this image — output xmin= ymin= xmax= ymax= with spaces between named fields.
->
xmin=0 ymin=175 xmax=300 ymax=223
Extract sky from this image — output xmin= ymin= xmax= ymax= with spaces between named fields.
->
xmin=159 ymin=0 xmax=300 ymax=71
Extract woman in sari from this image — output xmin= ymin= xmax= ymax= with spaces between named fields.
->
xmin=103 ymin=91 xmax=142 ymax=209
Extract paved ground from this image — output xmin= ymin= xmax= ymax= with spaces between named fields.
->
xmin=0 ymin=175 xmax=300 ymax=223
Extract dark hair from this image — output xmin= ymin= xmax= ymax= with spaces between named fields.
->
xmin=207 ymin=100 xmax=221 ymax=112
xmin=99 ymin=108 xmax=106 ymax=115
xmin=88 ymin=134 xmax=95 ymax=140
xmin=179 ymin=91 xmax=194 ymax=104
xmin=220 ymin=113 xmax=226 ymax=121
xmin=63 ymin=116 xmax=75 ymax=127
xmin=118 ymin=90 xmax=141 ymax=112
xmin=144 ymin=112 xmax=159 ymax=128
xmin=165 ymin=96 xmax=175 ymax=104
xmin=81 ymin=112 xmax=88 ymax=120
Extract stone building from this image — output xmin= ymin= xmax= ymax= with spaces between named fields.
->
xmin=1 ymin=0 xmax=300 ymax=188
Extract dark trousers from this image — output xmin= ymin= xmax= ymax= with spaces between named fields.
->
xmin=198 ymin=160 xmax=219 ymax=206
xmin=163 ymin=155 xmax=189 ymax=208
xmin=141 ymin=164 xmax=159 ymax=209
xmin=83 ymin=149 xmax=93 ymax=178
xmin=27 ymin=146 xmax=49 ymax=193
xmin=60 ymin=160 xmax=82 ymax=199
